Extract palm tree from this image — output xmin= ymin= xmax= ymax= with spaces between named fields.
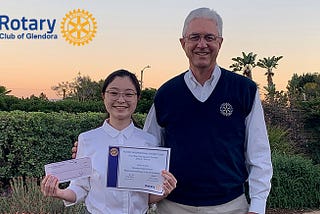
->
xmin=257 ymin=56 xmax=283 ymax=87
xmin=230 ymin=52 xmax=257 ymax=80
xmin=0 ymin=85 xmax=12 ymax=96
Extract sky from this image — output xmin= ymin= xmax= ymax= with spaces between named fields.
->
xmin=1 ymin=0 xmax=319 ymax=99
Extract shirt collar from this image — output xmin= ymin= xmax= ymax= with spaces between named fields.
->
xmin=187 ymin=65 xmax=220 ymax=88
xmin=102 ymin=119 xmax=134 ymax=140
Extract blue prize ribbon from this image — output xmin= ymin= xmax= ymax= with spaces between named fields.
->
xmin=106 ymin=146 xmax=119 ymax=187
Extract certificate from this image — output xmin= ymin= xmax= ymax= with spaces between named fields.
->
xmin=107 ymin=146 xmax=171 ymax=195
xmin=44 ymin=157 xmax=92 ymax=183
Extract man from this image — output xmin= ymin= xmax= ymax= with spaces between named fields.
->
xmin=143 ymin=7 xmax=273 ymax=214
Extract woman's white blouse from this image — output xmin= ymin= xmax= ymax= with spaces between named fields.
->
xmin=65 ymin=120 xmax=159 ymax=214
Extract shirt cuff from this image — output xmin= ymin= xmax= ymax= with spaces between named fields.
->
xmin=63 ymin=200 xmax=77 ymax=207
xmin=62 ymin=185 xmax=85 ymax=206
xmin=249 ymin=198 xmax=267 ymax=214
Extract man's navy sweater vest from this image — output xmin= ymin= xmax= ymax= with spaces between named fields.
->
xmin=154 ymin=68 xmax=257 ymax=206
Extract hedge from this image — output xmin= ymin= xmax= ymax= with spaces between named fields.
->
xmin=267 ymin=153 xmax=320 ymax=209
xmin=0 ymin=111 xmax=107 ymax=182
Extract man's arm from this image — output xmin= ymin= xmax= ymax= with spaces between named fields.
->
xmin=245 ymin=90 xmax=273 ymax=214
xmin=143 ymin=104 xmax=164 ymax=145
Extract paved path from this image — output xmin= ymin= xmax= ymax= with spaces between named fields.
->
xmin=304 ymin=212 xmax=320 ymax=214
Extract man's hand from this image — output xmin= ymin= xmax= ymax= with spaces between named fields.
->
xmin=71 ymin=141 xmax=78 ymax=159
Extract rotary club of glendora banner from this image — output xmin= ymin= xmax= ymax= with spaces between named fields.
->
xmin=0 ymin=8 xmax=97 ymax=46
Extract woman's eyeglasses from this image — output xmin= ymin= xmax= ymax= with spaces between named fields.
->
xmin=105 ymin=90 xmax=137 ymax=101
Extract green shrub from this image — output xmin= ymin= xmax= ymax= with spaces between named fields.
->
xmin=268 ymin=153 xmax=320 ymax=209
xmin=308 ymin=140 xmax=320 ymax=164
xmin=0 ymin=111 xmax=106 ymax=185
xmin=268 ymin=126 xmax=294 ymax=155
xmin=302 ymin=99 xmax=320 ymax=164
xmin=295 ymin=98 xmax=320 ymax=164
xmin=0 ymin=177 xmax=85 ymax=213
xmin=135 ymin=88 xmax=157 ymax=114
xmin=133 ymin=113 xmax=147 ymax=128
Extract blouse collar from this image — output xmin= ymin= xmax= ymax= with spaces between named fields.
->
xmin=102 ymin=119 xmax=134 ymax=140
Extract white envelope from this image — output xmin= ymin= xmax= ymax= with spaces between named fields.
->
xmin=45 ymin=157 xmax=92 ymax=183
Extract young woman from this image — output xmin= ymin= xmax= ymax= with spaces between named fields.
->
xmin=41 ymin=69 xmax=177 ymax=214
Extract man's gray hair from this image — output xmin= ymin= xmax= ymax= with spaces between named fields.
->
xmin=182 ymin=7 xmax=223 ymax=37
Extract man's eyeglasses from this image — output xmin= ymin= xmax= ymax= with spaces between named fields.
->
xmin=105 ymin=90 xmax=137 ymax=101
xmin=184 ymin=33 xmax=221 ymax=43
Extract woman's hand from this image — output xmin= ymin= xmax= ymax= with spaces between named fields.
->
xmin=148 ymin=170 xmax=177 ymax=203
xmin=41 ymin=175 xmax=62 ymax=198
xmin=41 ymin=174 xmax=76 ymax=203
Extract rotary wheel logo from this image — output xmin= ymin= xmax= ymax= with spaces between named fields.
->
xmin=61 ymin=9 xmax=97 ymax=46
xmin=110 ymin=148 xmax=119 ymax=157
xmin=220 ymin=102 xmax=233 ymax=116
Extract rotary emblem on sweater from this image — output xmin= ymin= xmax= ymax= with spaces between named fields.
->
xmin=220 ymin=102 xmax=233 ymax=116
